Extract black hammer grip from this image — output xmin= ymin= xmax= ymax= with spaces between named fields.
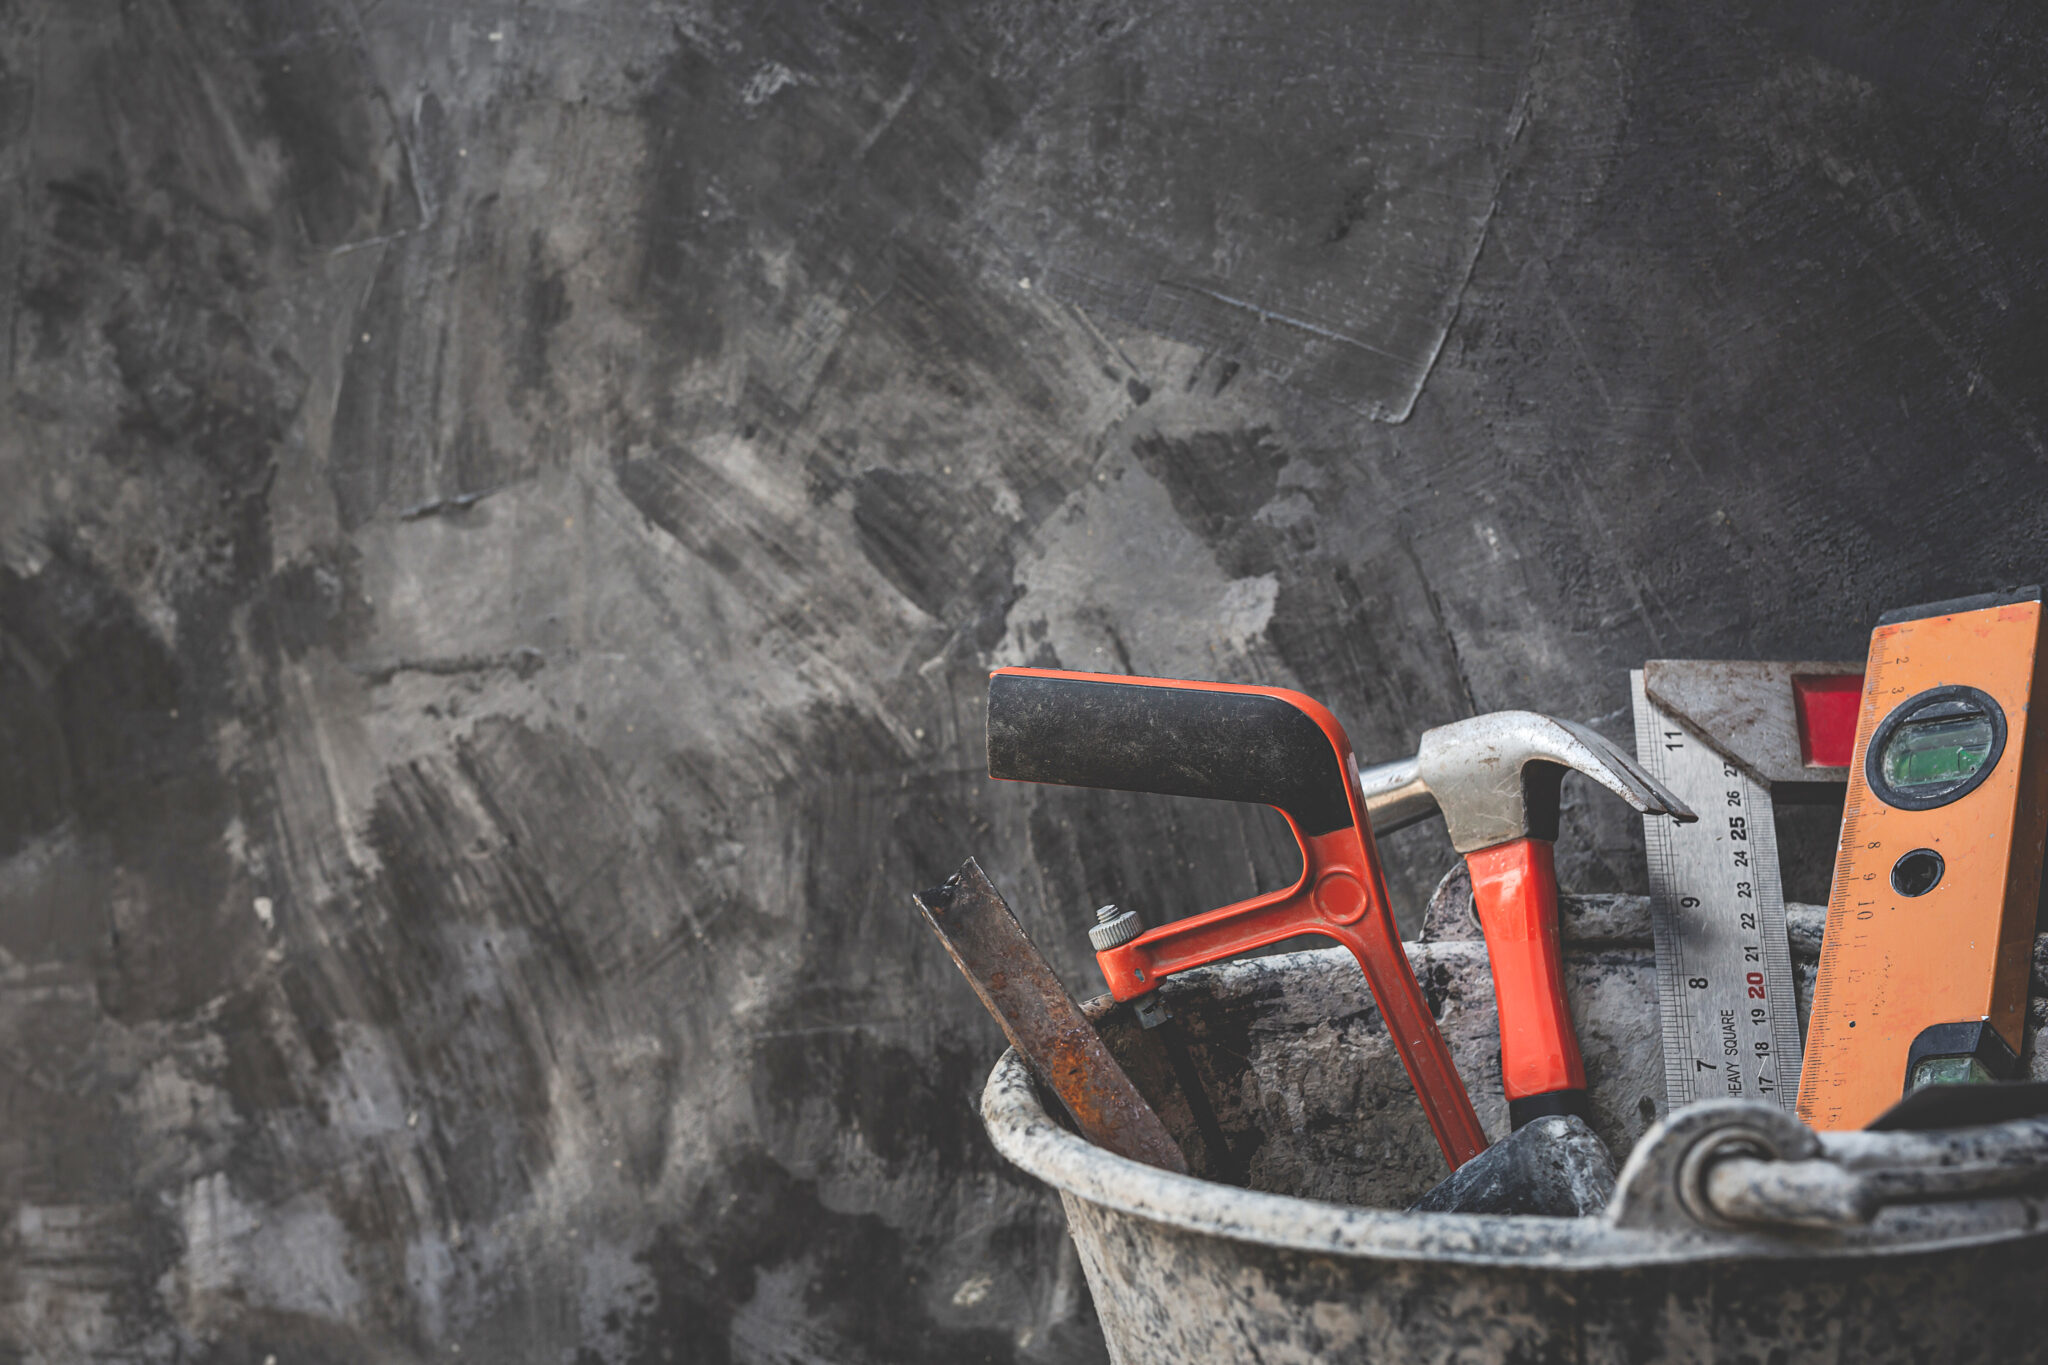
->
xmin=986 ymin=670 xmax=1354 ymax=836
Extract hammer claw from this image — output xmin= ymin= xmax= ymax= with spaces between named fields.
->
xmin=1551 ymin=717 xmax=1697 ymax=822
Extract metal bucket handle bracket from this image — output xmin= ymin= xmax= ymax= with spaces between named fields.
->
xmin=1610 ymin=1099 xmax=2048 ymax=1234
xmin=1609 ymin=1101 xmax=1825 ymax=1231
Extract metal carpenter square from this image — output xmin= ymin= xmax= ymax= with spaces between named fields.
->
xmin=1799 ymin=589 xmax=2048 ymax=1131
xmin=1633 ymin=672 xmax=1804 ymax=1114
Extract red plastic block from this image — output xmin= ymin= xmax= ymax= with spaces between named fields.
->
xmin=1793 ymin=672 xmax=1864 ymax=768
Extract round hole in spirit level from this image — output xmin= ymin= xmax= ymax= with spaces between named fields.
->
xmin=1891 ymin=847 xmax=1945 ymax=897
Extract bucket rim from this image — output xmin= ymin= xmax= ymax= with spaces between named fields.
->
xmin=980 ymin=949 xmax=2048 ymax=1270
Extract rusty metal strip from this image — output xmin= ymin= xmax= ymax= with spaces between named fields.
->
xmin=912 ymin=859 xmax=1188 ymax=1174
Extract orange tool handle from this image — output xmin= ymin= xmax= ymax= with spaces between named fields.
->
xmin=1464 ymin=837 xmax=1588 ymax=1126
xmin=1097 ymin=825 xmax=1488 ymax=1167
xmin=987 ymin=667 xmax=1488 ymax=1169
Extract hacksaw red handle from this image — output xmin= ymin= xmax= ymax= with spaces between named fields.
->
xmin=984 ymin=667 xmax=1487 ymax=1170
xmin=1097 ymin=825 xmax=1489 ymax=1168
xmin=1464 ymin=837 xmax=1589 ymax=1126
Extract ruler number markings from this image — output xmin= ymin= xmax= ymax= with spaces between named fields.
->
xmin=1633 ymin=672 xmax=1803 ymax=1114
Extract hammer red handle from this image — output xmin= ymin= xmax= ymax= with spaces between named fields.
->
xmin=1464 ymin=838 xmax=1588 ymax=1126
xmin=987 ymin=667 xmax=1488 ymax=1170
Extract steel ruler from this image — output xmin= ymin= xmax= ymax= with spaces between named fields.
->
xmin=1632 ymin=671 xmax=1804 ymax=1113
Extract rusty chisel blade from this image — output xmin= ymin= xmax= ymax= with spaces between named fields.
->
xmin=913 ymin=859 xmax=1189 ymax=1174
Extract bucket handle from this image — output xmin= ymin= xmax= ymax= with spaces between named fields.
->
xmin=1609 ymin=1100 xmax=2048 ymax=1232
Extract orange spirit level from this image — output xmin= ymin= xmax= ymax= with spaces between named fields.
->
xmin=1798 ymin=588 xmax=2048 ymax=1131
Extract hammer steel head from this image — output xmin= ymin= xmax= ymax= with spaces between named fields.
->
xmin=1403 ymin=711 xmax=1696 ymax=854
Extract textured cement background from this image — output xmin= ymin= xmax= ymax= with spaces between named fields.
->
xmin=2 ymin=0 xmax=2046 ymax=1361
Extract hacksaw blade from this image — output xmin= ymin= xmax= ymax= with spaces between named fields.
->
xmin=1632 ymin=671 xmax=1804 ymax=1114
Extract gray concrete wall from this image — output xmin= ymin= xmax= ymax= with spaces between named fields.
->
xmin=0 ymin=0 xmax=2043 ymax=1360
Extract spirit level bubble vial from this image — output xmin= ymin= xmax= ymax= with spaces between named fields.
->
xmin=1798 ymin=588 xmax=2048 ymax=1131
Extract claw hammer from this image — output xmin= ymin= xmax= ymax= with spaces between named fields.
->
xmin=1357 ymin=713 xmax=1697 ymax=1127
xmin=987 ymin=667 xmax=1489 ymax=1170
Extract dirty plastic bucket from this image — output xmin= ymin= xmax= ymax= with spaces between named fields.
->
xmin=980 ymin=892 xmax=2048 ymax=1363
